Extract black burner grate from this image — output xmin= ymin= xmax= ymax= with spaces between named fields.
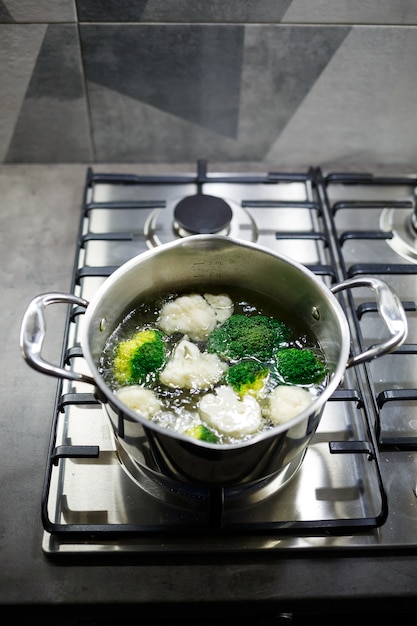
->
xmin=41 ymin=161 xmax=417 ymax=552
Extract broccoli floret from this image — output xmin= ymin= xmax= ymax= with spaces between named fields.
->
xmin=185 ymin=424 xmax=219 ymax=443
xmin=113 ymin=329 xmax=166 ymax=385
xmin=225 ymin=360 xmax=269 ymax=397
xmin=275 ymin=348 xmax=326 ymax=385
xmin=206 ymin=314 xmax=290 ymax=362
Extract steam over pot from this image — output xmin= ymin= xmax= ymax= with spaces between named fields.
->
xmin=20 ymin=235 xmax=407 ymax=488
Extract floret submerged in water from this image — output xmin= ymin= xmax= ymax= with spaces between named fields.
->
xmin=202 ymin=293 xmax=234 ymax=324
xmin=225 ymin=360 xmax=269 ymax=398
xmin=157 ymin=293 xmax=233 ymax=342
xmin=265 ymin=385 xmax=314 ymax=425
xmin=113 ymin=329 xmax=166 ymax=385
xmin=115 ymin=385 xmax=162 ymax=418
xmin=159 ymin=338 xmax=228 ymax=389
xmin=198 ymin=385 xmax=263 ymax=438
xmin=275 ymin=347 xmax=327 ymax=385
xmin=185 ymin=424 xmax=219 ymax=443
xmin=206 ymin=314 xmax=290 ymax=362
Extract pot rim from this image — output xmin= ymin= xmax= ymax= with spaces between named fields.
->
xmin=80 ymin=234 xmax=351 ymax=449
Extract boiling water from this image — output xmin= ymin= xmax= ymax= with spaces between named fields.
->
xmin=98 ymin=285 xmax=328 ymax=444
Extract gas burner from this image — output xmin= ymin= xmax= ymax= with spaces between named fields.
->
xmin=380 ymin=206 xmax=417 ymax=263
xmin=174 ymin=194 xmax=233 ymax=236
xmin=144 ymin=194 xmax=258 ymax=247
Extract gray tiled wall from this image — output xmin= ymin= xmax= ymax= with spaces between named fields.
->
xmin=1 ymin=0 xmax=417 ymax=168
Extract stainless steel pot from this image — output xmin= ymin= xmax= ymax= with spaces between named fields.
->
xmin=20 ymin=235 xmax=407 ymax=489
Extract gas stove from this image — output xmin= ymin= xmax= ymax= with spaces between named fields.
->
xmin=40 ymin=161 xmax=417 ymax=555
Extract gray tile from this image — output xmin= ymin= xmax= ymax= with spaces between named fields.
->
xmin=76 ymin=0 xmax=149 ymax=21
xmin=2 ymin=0 xmax=76 ymax=22
xmin=238 ymin=25 xmax=350 ymax=158
xmin=283 ymin=0 xmax=417 ymax=24
xmin=81 ymin=24 xmax=245 ymax=137
xmin=266 ymin=26 xmax=417 ymax=169
xmin=86 ymin=83 xmax=239 ymax=162
xmin=76 ymin=0 xmax=293 ymax=23
xmin=84 ymin=24 xmax=349 ymax=162
xmin=5 ymin=24 xmax=91 ymax=163
xmin=0 ymin=1 xmax=14 ymax=22
xmin=0 ymin=25 xmax=47 ymax=162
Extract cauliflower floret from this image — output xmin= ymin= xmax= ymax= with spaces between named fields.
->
xmin=264 ymin=385 xmax=314 ymax=426
xmin=115 ymin=385 xmax=162 ymax=418
xmin=198 ymin=385 xmax=263 ymax=438
xmin=159 ymin=338 xmax=228 ymax=389
xmin=203 ymin=293 xmax=234 ymax=324
xmin=154 ymin=408 xmax=199 ymax=434
xmin=157 ymin=294 xmax=217 ymax=342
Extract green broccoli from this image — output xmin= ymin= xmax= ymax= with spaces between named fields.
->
xmin=113 ymin=328 xmax=166 ymax=385
xmin=185 ymin=424 xmax=219 ymax=443
xmin=275 ymin=347 xmax=327 ymax=385
xmin=206 ymin=314 xmax=290 ymax=362
xmin=225 ymin=360 xmax=269 ymax=398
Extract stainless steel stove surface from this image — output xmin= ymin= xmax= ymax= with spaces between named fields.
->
xmin=42 ymin=162 xmax=417 ymax=555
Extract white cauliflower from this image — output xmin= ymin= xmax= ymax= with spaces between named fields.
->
xmin=159 ymin=338 xmax=228 ymax=389
xmin=198 ymin=385 xmax=263 ymax=438
xmin=153 ymin=408 xmax=199 ymax=435
xmin=202 ymin=293 xmax=233 ymax=323
xmin=264 ymin=385 xmax=314 ymax=426
xmin=115 ymin=385 xmax=162 ymax=418
xmin=157 ymin=293 xmax=233 ymax=342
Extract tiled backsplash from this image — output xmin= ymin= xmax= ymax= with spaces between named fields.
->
xmin=2 ymin=0 xmax=417 ymax=168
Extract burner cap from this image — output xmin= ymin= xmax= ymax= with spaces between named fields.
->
xmin=174 ymin=194 xmax=233 ymax=235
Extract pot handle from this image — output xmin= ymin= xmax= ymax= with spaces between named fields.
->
xmin=20 ymin=292 xmax=95 ymax=385
xmin=330 ymin=276 xmax=408 ymax=367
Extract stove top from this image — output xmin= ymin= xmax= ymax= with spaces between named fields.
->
xmin=39 ymin=162 xmax=417 ymax=555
